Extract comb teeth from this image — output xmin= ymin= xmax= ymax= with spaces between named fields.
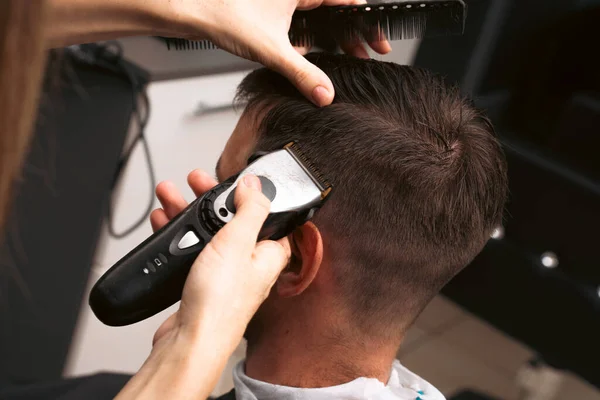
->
xmin=288 ymin=0 xmax=465 ymax=46
xmin=160 ymin=0 xmax=466 ymax=51
xmin=163 ymin=38 xmax=219 ymax=51
xmin=284 ymin=142 xmax=332 ymax=196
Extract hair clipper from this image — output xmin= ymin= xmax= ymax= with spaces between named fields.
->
xmin=89 ymin=142 xmax=332 ymax=326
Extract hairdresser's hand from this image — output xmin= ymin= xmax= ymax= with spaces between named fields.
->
xmin=149 ymin=170 xmax=291 ymax=347
xmin=116 ymin=172 xmax=289 ymax=400
xmin=49 ymin=0 xmax=389 ymax=106
xmin=116 ymin=173 xmax=289 ymax=399
xmin=170 ymin=0 xmax=390 ymax=106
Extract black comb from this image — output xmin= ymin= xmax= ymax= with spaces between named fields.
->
xmin=160 ymin=0 xmax=466 ymax=51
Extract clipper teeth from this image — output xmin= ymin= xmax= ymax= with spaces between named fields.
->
xmin=284 ymin=142 xmax=332 ymax=197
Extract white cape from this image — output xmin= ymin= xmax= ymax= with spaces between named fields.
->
xmin=232 ymin=360 xmax=446 ymax=400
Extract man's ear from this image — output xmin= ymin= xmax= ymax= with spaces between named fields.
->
xmin=277 ymin=222 xmax=323 ymax=297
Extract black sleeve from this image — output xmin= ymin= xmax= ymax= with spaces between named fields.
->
xmin=0 ymin=373 xmax=131 ymax=400
xmin=211 ymin=389 xmax=236 ymax=400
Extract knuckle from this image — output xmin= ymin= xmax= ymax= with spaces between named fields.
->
xmin=257 ymin=241 xmax=289 ymax=268
xmin=254 ymin=38 xmax=285 ymax=69
xmin=257 ymin=240 xmax=278 ymax=255
xmin=269 ymin=241 xmax=287 ymax=258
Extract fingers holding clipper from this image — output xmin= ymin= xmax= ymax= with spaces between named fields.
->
xmin=252 ymin=238 xmax=292 ymax=282
xmin=150 ymin=208 xmax=169 ymax=232
xmin=155 ymin=181 xmax=188 ymax=219
xmin=232 ymin=175 xmax=272 ymax=233
xmin=215 ymin=175 xmax=271 ymax=257
xmin=187 ymin=169 xmax=218 ymax=198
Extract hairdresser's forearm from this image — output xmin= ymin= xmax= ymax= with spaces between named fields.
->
xmin=116 ymin=317 xmax=244 ymax=400
xmin=115 ymin=340 xmax=218 ymax=400
xmin=46 ymin=0 xmax=205 ymax=48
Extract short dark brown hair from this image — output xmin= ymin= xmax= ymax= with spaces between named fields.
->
xmin=237 ymin=53 xmax=508 ymax=334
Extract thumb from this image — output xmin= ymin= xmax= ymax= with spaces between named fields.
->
xmin=252 ymin=239 xmax=291 ymax=287
xmin=271 ymin=45 xmax=335 ymax=107
xmin=217 ymin=175 xmax=271 ymax=257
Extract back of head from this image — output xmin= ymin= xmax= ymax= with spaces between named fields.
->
xmin=237 ymin=53 xmax=507 ymax=334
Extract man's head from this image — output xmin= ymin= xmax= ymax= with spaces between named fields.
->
xmin=217 ymin=53 xmax=507 ymax=341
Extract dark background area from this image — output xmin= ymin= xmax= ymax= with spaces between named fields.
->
xmin=414 ymin=0 xmax=600 ymax=390
xmin=0 ymin=55 xmax=140 ymax=385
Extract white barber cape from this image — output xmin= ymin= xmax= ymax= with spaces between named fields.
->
xmin=232 ymin=360 xmax=446 ymax=400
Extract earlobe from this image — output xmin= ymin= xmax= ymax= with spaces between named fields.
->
xmin=277 ymin=222 xmax=323 ymax=297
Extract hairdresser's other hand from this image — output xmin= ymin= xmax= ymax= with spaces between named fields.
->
xmin=149 ymin=170 xmax=291 ymax=347
xmin=170 ymin=0 xmax=390 ymax=107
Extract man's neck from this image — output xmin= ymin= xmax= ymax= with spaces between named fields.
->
xmin=244 ymin=319 xmax=400 ymax=388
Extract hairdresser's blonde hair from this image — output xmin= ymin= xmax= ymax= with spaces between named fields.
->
xmin=0 ymin=0 xmax=48 ymax=230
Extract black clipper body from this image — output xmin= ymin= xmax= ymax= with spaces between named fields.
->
xmin=90 ymin=142 xmax=331 ymax=326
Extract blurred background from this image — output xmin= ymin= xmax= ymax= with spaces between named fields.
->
xmin=1 ymin=0 xmax=599 ymax=399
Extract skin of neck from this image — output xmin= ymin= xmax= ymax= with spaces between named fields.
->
xmin=243 ymin=272 xmax=402 ymax=388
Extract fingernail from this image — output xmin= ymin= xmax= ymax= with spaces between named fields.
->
xmin=243 ymin=175 xmax=261 ymax=191
xmin=311 ymin=85 xmax=331 ymax=107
